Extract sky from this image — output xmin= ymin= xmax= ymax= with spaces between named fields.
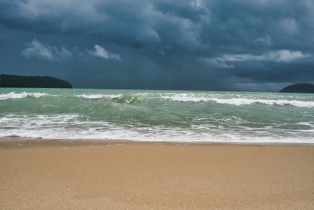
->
xmin=1 ymin=0 xmax=314 ymax=91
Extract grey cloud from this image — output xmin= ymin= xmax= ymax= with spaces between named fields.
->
xmin=1 ymin=0 xmax=314 ymax=91
xmin=254 ymin=35 xmax=271 ymax=45
xmin=210 ymin=50 xmax=311 ymax=65
xmin=0 ymin=0 xmax=206 ymax=48
xmin=21 ymin=39 xmax=120 ymax=61
xmin=87 ymin=45 xmax=121 ymax=61
xmin=279 ymin=19 xmax=298 ymax=35
xmin=21 ymin=39 xmax=72 ymax=61
xmin=2 ymin=0 xmax=313 ymax=52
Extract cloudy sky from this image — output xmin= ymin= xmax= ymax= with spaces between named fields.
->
xmin=1 ymin=0 xmax=313 ymax=91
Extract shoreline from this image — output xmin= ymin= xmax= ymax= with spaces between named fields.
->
xmin=1 ymin=137 xmax=314 ymax=209
xmin=1 ymin=136 xmax=314 ymax=147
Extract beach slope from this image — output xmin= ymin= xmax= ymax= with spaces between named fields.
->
xmin=1 ymin=139 xmax=314 ymax=209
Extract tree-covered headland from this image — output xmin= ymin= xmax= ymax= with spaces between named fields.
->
xmin=279 ymin=83 xmax=314 ymax=93
xmin=0 ymin=74 xmax=73 ymax=88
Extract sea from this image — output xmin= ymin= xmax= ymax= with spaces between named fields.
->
xmin=0 ymin=88 xmax=313 ymax=144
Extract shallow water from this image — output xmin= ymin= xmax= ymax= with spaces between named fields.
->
xmin=0 ymin=88 xmax=313 ymax=143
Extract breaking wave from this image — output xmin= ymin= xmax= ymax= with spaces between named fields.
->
xmin=1 ymin=89 xmax=313 ymax=144
xmin=1 ymin=114 xmax=313 ymax=143
xmin=160 ymin=94 xmax=314 ymax=108
xmin=0 ymin=92 xmax=48 ymax=100
xmin=75 ymin=94 xmax=123 ymax=99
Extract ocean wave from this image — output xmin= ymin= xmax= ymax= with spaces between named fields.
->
xmin=75 ymin=94 xmax=123 ymax=99
xmin=75 ymin=94 xmax=145 ymax=104
xmin=0 ymin=114 xmax=80 ymax=124
xmin=1 ymin=113 xmax=313 ymax=143
xmin=160 ymin=94 xmax=314 ymax=107
xmin=0 ymin=92 xmax=48 ymax=100
xmin=212 ymin=98 xmax=314 ymax=107
xmin=161 ymin=94 xmax=209 ymax=102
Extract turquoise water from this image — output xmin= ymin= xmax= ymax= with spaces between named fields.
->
xmin=0 ymin=88 xmax=313 ymax=143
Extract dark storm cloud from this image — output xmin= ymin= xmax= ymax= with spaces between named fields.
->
xmin=0 ymin=0 xmax=314 ymax=91
xmin=20 ymin=39 xmax=120 ymax=61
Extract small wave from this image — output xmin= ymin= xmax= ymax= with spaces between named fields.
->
xmin=1 ymin=113 xmax=313 ymax=143
xmin=297 ymin=122 xmax=314 ymax=127
xmin=75 ymin=94 xmax=122 ymax=99
xmin=160 ymin=94 xmax=209 ymax=102
xmin=212 ymin=98 xmax=314 ymax=107
xmin=160 ymin=94 xmax=314 ymax=107
xmin=0 ymin=92 xmax=48 ymax=100
xmin=75 ymin=94 xmax=144 ymax=104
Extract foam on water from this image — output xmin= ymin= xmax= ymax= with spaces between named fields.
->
xmin=0 ymin=92 xmax=48 ymax=100
xmin=212 ymin=98 xmax=314 ymax=107
xmin=160 ymin=94 xmax=209 ymax=102
xmin=160 ymin=93 xmax=314 ymax=107
xmin=75 ymin=94 xmax=123 ymax=99
xmin=2 ymin=91 xmax=313 ymax=108
xmin=1 ymin=89 xmax=313 ymax=144
xmin=1 ymin=114 xmax=313 ymax=144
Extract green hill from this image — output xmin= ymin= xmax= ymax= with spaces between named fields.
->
xmin=279 ymin=83 xmax=314 ymax=93
xmin=0 ymin=74 xmax=73 ymax=88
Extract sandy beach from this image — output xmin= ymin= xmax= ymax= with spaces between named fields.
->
xmin=1 ymin=138 xmax=314 ymax=209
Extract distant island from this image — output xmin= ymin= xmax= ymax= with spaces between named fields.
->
xmin=0 ymin=74 xmax=72 ymax=88
xmin=280 ymin=83 xmax=314 ymax=93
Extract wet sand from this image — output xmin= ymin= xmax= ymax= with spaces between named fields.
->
xmin=1 ymin=138 xmax=314 ymax=209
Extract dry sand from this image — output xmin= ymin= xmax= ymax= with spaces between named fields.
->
xmin=1 ymin=138 xmax=314 ymax=209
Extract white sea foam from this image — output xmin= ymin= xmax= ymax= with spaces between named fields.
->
xmin=297 ymin=122 xmax=314 ymax=126
xmin=160 ymin=94 xmax=314 ymax=107
xmin=160 ymin=94 xmax=209 ymax=102
xmin=0 ymin=92 xmax=48 ymax=100
xmin=212 ymin=98 xmax=314 ymax=107
xmin=1 ymin=114 xmax=313 ymax=144
xmin=75 ymin=94 xmax=123 ymax=99
xmin=1 ymin=90 xmax=314 ymax=144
